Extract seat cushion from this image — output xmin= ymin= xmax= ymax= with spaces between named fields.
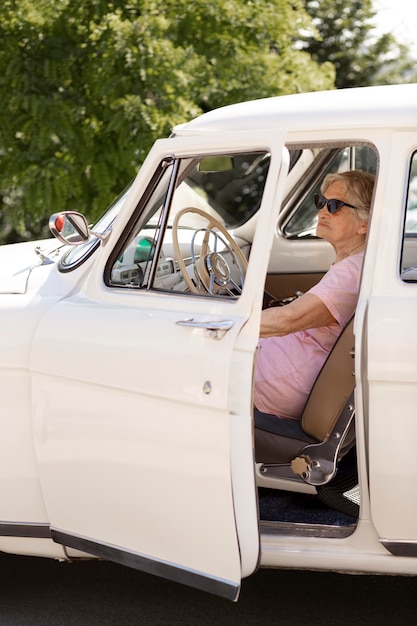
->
xmin=254 ymin=408 xmax=318 ymax=463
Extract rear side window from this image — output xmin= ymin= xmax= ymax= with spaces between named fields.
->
xmin=400 ymin=152 xmax=417 ymax=280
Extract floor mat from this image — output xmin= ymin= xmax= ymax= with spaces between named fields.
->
xmin=258 ymin=488 xmax=357 ymax=526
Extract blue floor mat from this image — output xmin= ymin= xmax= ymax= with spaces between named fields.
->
xmin=258 ymin=488 xmax=357 ymax=526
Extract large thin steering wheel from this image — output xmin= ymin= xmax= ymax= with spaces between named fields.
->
xmin=172 ymin=207 xmax=248 ymax=295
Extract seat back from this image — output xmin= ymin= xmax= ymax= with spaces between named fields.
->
xmin=301 ymin=317 xmax=355 ymax=441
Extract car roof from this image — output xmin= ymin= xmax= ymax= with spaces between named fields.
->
xmin=173 ymin=84 xmax=417 ymax=136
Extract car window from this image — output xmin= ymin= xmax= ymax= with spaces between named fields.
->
xmin=400 ymin=151 xmax=417 ymax=280
xmin=106 ymin=150 xmax=270 ymax=298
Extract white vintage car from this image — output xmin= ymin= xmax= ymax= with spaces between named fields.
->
xmin=2 ymin=83 xmax=417 ymax=601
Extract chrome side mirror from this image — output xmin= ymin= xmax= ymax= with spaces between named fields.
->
xmin=49 ymin=211 xmax=111 ymax=245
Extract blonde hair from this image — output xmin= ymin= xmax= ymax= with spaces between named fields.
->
xmin=321 ymin=170 xmax=375 ymax=222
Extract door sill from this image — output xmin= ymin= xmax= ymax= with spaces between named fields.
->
xmin=260 ymin=519 xmax=356 ymax=539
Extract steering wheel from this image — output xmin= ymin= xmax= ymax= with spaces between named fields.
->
xmin=172 ymin=207 xmax=248 ymax=295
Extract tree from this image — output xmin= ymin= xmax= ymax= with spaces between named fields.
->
xmin=301 ymin=0 xmax=417 ymax=88
xmin=0 ymin=0 xmax=334 ymax=240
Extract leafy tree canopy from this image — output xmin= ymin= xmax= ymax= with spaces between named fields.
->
xmin=0 ymin=0 xmax=334 ymax=239
xmin=1 ymin=0 xmax=415 ymax=242
xmin=301 ymin=0 xmax=417 ymax=88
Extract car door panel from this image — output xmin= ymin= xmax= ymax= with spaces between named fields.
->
xmin=31 ymin=277 xmax=248 ymax=601
xmin=30 ymin=131 xmax=289 ymax=599
xmin=363 ymin=133 xmax=417 ymax=552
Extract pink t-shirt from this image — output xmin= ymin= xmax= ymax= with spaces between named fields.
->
xmin=254 ymin=253 xmax=363 ymax=419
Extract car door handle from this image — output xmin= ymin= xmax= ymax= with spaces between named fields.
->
xmin=176 ymin=318 xmax=234 ymax=340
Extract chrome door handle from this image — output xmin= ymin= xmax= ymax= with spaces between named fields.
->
xmin=176 ymin=318 xmax=234 ymax=340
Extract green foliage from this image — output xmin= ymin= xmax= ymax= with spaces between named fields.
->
xmin=0 ymin=0 xmax=334 ymax=239
xmin=301 ymin=0 xmax=417 ymax=88
xmin=0 ymin=0 xmax=415 ymax=242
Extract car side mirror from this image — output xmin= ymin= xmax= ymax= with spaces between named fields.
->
xmin=49 ymin=211 xmax=111 ymax=245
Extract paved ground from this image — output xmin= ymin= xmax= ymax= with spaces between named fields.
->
xmin=1 ymin=552 xmax=417 ymax=625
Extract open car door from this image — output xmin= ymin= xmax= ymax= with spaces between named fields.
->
xmin=30 ymin=131 xmax=289 ymax=600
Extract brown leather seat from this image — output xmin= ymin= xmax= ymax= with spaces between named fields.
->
xmin=255 ymin=317 xmax=356 ymax=487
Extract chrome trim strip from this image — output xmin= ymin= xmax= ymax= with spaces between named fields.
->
xmin=260 ymin=520 xmax=356 ymax=539
xmin=51 ymin=529 xmax=239 ymax=601
xmin=380 ymin=539 xmax=417 ymax=557
xmin=0 ymin=522 xmax=51 ymax=538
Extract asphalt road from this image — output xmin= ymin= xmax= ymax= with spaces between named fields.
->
xmin=1 ymin=552 xmax=417 ymax=625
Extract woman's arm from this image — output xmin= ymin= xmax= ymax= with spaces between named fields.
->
xmin=259 ymin=293 xmax=336 ymax=338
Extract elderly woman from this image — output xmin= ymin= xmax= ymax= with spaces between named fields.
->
xmin=254 ymin=169 xmax=375 ymax=421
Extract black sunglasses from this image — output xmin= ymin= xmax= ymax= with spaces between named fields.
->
xmin=314 ymin=193 xmax=357 ymax=214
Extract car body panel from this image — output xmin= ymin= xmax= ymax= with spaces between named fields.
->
xmin=175 ymin=84 xmax=417 ymax=136
xmin=362 ymin=131 xmax=417 ymax=548
xmin=29 ymin=131 xmax=289 ymax=599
